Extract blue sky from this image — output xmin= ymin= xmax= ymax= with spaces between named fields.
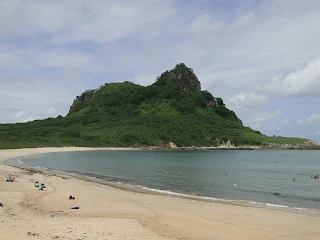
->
xmin=0 ymin=0 xmax=320 ymax=142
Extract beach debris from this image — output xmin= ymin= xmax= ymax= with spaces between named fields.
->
xmin=34 ymin=181 xmax=39 ymax=188
xmin=71 ymin=206 xmax=79 ymax=210
xmin=47 ymin=214 xmax=57 ymax=218
xmin=69 ymin=195 xmax=74 ymax=200
xmin=41 ymin=183 xmax=46 ymax=188
xmin=69 ymin=195 xmax=75 ymax=200
xmin=27 ymin=232 xmax=40 ymax=237
xmin=0 ymin=202 xmax=3 ymax=207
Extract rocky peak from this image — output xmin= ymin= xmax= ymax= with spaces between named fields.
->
xmin=156 ymin=63 xmax=201 ymax=92
xmin=69 ymin=89 xmax=96 ymax=113
xmin=171 ymin=63 xmax=201 ymax=92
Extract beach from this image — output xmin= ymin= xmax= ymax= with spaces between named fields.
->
xmin=1 ymin=148 xmax=320 ymax=240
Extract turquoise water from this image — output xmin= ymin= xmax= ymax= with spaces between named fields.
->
xmin=9 ymin=150 xmax=320 ymax=210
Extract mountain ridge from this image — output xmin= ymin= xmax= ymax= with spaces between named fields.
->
xmin=0 ymin=63 xmax=313 ymax=149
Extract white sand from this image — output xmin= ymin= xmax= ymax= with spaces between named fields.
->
xmin=1 ymin=147 xmax=320 ymax=240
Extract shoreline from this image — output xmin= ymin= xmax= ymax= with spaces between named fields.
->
xmin=2 ymin=147 xmax=320 ymax=215
xmin=1 ymin=147 xmax=320 ymax=239
xmin=11 ymin=164 xmax=320 ymax=216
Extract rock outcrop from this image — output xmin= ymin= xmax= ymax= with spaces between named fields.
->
xmin=156 ymin=63 xmax=201 ymax=92
xmin=69 ymin=89 xmax=96 ymax=113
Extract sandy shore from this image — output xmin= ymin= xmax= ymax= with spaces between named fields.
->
xmin=1 ymin=148 xmax=320 ymax=240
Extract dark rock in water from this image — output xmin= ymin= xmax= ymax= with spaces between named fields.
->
xmin=272 ymin=193 xmax=280 ymax=196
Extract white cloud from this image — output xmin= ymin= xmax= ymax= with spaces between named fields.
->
xmin=307 ymin=114 xmax=320 ymax=124
xmin=229 ymin=12 xmax=255 ymax=30
xmin=23 ymin=116 xmax=33 ymax=123
xmin=226 ymin=92 xmax=268 ymax=110
xmin=12 ymin=110 xmax=33 ymax=123
xmin=297 ymin=120 xmax=303 ymax=124
xmin=47 ymin=107 xmax=56 ymax=115
xmin=252 ymin=110 xmax=281 ymax=122
xmin=314 ymin=130 xmax=320 ymax=135
xmin=13 ymin=110 xmax=28 ymax=118
xmin=0 ymin=0 xmax=320 ymax=142
xmin=255 ymin=56 xmax=320 ymax=97
xmin=283 ymin=118 xmax=290 ymax=124
xmin=188 ymin=14 xmax=223 ymax=35
xmin=252 ymin=123 xmax=261 ymax=130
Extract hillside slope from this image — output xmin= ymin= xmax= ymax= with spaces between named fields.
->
xmin=0 ymin=63 xmax=309 ymax=149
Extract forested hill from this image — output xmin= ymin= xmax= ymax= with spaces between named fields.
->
xmin=0 ymin=63 xmax=308 ymax=149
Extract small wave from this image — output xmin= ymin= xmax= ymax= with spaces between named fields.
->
xmin=14 ymin=165 xmax=319 ymax=213
xmin=33 ymin=166 xmax=48 ymax=170
xmin=266 ymin=203 xmax=288 ymax=208
xmin=136 ymin=186 xmax=320 ymax=212
xmin=18 ymin=159 xmax=24 ymax=164
xmin=139 ymin=186 xmax=251 ymax=203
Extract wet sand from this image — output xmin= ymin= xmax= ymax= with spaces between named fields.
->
xmin=1 ymin=147 xmax=320 ymax=240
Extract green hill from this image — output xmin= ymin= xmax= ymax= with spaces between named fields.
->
xmin=0 ymin=63 xmax=308 ymax=149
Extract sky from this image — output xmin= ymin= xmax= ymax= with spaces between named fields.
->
xmin=1 ymin=0 xmax=320 ymax=142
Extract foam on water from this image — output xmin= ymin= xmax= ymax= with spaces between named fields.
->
xmin=265 ymin=203 xmax=289 ymax=208
xmin=136 ymin=185 xmax=319 ymax=213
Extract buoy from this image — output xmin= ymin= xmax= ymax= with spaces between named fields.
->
xmin=234 ymin=184 xmax=237 ymax=187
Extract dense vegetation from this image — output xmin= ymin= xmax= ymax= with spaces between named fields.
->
xmin=0 ymin=63 xmax=306 ymax=149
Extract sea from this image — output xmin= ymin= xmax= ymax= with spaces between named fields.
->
xmin=7 ymin=150 xmax=320 ymax=211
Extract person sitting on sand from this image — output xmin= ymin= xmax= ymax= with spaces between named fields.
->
xmin=6 ymin=174 xmax=15 ymax=182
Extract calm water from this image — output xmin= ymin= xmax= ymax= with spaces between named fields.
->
xmin=8 ymin=150 xmax=320 ymax=210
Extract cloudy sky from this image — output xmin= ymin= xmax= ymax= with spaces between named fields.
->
xmin=1 ymin=0 xmax=320 ymax=141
